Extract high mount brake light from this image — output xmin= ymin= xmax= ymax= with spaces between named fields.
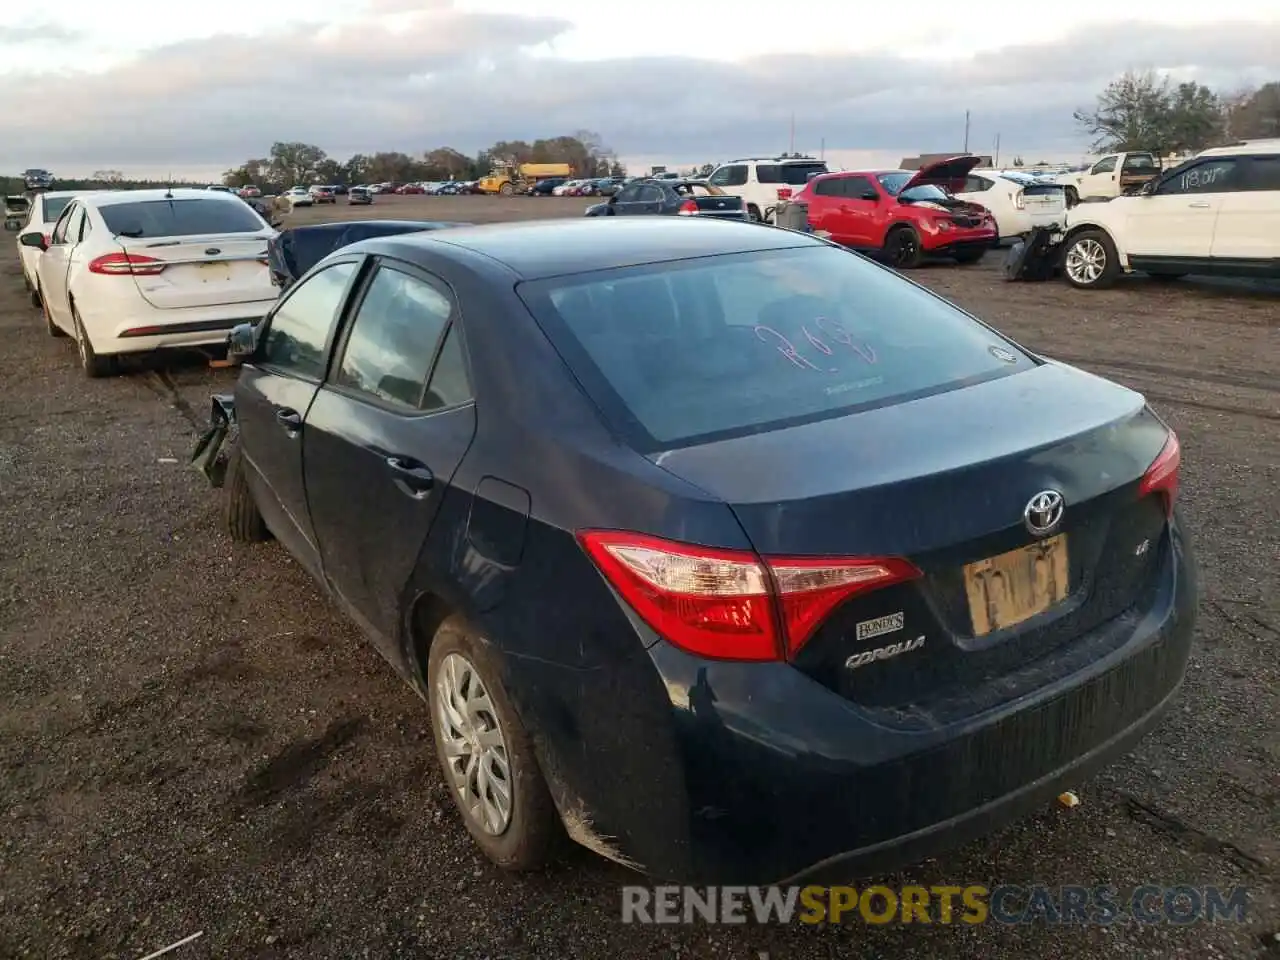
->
xmin=88 ymin=252 xmax=166 ymax=276
xmin=1138 ymin=431 xmax=1181 ymax=518
xmin=578 ymin=531 xmax=921 ymax=662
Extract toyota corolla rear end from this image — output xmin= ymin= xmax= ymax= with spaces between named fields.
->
xmin=80 ymin=195 xmax=277 ymax=356
xmin=517 ymin=241 xmax=1197 ymax=883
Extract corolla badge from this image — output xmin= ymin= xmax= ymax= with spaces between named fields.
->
xmin=845 ymin=635 xmax=925 ymax=671
xmin=1024 ymin=489 xmax=1065 ymax=537
xmin=205 ymin=247 xmax=221 ymax=255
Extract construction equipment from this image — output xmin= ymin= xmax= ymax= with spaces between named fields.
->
xmin=478 ymin=161 xmax=573 ymax=196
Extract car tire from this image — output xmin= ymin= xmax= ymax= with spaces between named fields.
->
xmin=747 ymin=204 xmax=762 ymax=222
xmin=884 ymin=225 xmax=924 ymax=269
xmin=1062 ymin=229 xmax=1120 ymax=290
xmin=427 ymin=615 xmax=560 ymax=871
xmin=223 ymin=442 xmax=270 ymax=542
xmin=954 ymin=249 xmax=985 ymax=265
xmin=71 ymin=304 xmax=119 ymax=377
xmin=499 ymin=183 xmax=514 ymax=196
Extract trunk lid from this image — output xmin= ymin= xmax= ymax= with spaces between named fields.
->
xmin=117 ymin=233 xmax=275 ymax=309
xmin=690 ymin=194 xmax=747 ymax=219
xmin=1020 ymin=182 xmax=1066 ymax=220
xmin=901 ymin=155 xmax=985 ymax=193
xmin=648 ymin=362 xmax=1172 ymax=717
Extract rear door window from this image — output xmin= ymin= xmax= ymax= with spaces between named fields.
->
xmin=98 ymin=198 xmax=265 ymax=238
xmin=519 ymin=245 xmax=1035 ymax=451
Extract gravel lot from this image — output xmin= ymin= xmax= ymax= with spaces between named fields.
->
xmin=1 ymin=194 xmax=1277 ymax=959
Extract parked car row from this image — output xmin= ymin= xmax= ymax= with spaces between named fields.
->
xmin=7 ymin=188 xmax=281 ymax=377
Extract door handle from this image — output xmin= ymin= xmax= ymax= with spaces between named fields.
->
xmin=385 ymin=456 xmax=434 ymax=497
xmin=1188 ymin=201 xmax=1211 ymax=208
xmin=275 ymin=408 xmax=302 ymax=432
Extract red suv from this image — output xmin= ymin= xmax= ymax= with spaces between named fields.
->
xmin=794 ymin=156 xmax=997 ymax=268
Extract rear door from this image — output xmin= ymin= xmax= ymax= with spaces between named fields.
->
xmin=832 ymin=175 xmax=880 ymax=247
xmin=235 ymin=258 xmax=363 ymax=574
xmin=98 ymin=197 xmax=274 ymax=309
xmin=1210 ymin=154 xmax=1280 ymax=264
xmin=303 ymin=259 xmax=477 ymax=649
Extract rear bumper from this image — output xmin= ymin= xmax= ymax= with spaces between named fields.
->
xmin=517 ymin=516 xmax=1197 ymax=884
xmin=80 ymin=297 xmax=274 ymax=356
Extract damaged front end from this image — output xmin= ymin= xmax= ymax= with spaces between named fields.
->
xmin=190 ymin=394 xmax=237 ymax=488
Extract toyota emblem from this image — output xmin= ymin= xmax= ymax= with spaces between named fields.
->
xmin=1024 ymin=490 xmax=1065 ymax=537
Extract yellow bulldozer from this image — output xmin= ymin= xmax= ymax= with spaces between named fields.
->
xmin=478 ymin=161 xmax=573 ymax=196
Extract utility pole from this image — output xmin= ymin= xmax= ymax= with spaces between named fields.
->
xmin=963 ymin=111 xmax=970 ymax=153
xmin=789 ymin=113 xmax=795 ymax=155
xmin=820 ymin=137 xmax=825 ymax=160
xmin=994 ymin=133 xmax=1001 ymax=169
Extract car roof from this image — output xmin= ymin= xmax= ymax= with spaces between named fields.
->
xmin=379 ymin=217 xmax=822 ymax=281
xmin=84 ymin=188 xmax=244 ymax=208
xmin=1197 ymin=139 xmax=1280 ymax=158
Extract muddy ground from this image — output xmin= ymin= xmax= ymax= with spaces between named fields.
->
xmin=1 ymin=194 xmax=1277 ymax=959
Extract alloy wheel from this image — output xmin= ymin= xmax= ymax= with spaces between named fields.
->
xmin=1065 ymin=238 xmax=1106 ymax=285
xmin=435 ymin=652 xmax=513 ymax=835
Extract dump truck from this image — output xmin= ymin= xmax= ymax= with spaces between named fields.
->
xmin=478 ymin=162 xmax=573 ymax=196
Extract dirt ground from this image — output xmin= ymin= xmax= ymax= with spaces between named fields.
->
xmin=1 ymin=194 xmax=1277 ymax=960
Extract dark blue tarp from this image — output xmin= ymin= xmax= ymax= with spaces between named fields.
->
xmin=267 ymin=220 xmax=471 ymax=291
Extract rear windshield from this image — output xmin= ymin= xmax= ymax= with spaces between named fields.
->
xmin=43 ymin=197 xmax=73 ymax=222
xmin=99 ymin=199 xmax=264 ymax=238
xmin=777 ymin=162 xmax=829 ymax=185
xmin=519 ymin=245 xmax=1035 ymax=451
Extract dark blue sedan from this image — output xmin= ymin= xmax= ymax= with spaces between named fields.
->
xmin=195 ymin=217 xmax=1196 ymax=884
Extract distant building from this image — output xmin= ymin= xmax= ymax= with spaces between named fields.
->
xmin=899 ymin=153 xmax=994 ymax=170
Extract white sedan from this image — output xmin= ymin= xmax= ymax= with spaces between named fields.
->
xmin=284 ymin=187 xmax=314 ymax=207
xmin=11 ymin=190 xmax=86 ymax=305
xmin=26 ymin=188 xmax=278 ymax=377
xmin=955 ymin=170 xmax=1067 ymax=242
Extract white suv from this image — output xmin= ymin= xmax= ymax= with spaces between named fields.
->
xmin=706 ymin=156 xmax=830 ymax=221
xmin=1060 ymin=139 xmax=1280 ymax=289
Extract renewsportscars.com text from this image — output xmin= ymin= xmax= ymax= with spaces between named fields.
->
xmin=621 ymin=885 xmax=1250 ymax=926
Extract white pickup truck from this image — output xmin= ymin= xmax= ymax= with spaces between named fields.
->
xmin=1055 ymin=152 xmax=1162 ymax=205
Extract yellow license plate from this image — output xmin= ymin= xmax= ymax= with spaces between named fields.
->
xmin=963 ymin=534 xmax=1069 ymax=637
xmin=199 ymin=262 xmax=231 ymax=281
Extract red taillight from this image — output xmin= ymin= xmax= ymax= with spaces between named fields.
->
xmin=776 ymin=187 xmax=793 ymax=200
xmin=677 ymin=200 xmax=698 ymax=216
xmin=578 ymin=531 xmax=921 ymax=661
xmin=1138 ymin=431 xmax=1180 ymax=518
xmin=88 ymin=252 xmax=166 ymax=276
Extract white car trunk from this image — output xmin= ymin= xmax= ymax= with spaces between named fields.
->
xmin=1020 ymin=184 xmax=1067 ymax=222
xmin=118 ymin=233 xmax=274 ymax=310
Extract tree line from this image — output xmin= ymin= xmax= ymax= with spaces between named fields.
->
xmin=1075 ymin=74 xmax=1279 ymax=155
xmin=221 ymin=131 xmax=626 ymax=189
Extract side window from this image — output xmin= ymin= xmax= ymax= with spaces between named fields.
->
xmin=1090 ymin=156 xmax=1117 ymax=175
xmin=843 ymin=176 xmax=874 ymax=198
xmin=1240 ymin=156 xmax=1280 ymax=191
xmin=636 ymin=185 xmax=664 ymax=202
xmin=261 ymin=261 xmax=358 ymax=380
xmin=813 ymin=178 xmax=841 ymax=197
xmin=723 ymin=165 xmax=748 ymax=187
xmin=423 ymin=324 xmax=472 ymax=410
xmin=615 ymin=184 xmax=642 ymax=203
xmin=707 ymin=166 xmax=732 ymax=187
xmin=1156 ymin=159 xmax=1237 ymax=195
xmin=79 ymin=209 xmax=94 ymax=242
xmin=50 ymin=205 xmax=76 ymax=244
xmin=755 ymin=164 xmax=780 ymax=184
xmin=963 ymin=175 xmax=992 ymax=192
xmin=335 ymin=265 xmax=453 ymax=409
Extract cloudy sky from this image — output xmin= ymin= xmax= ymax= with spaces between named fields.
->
xmin=2 ymin=0 xmax=1277 ymax=180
